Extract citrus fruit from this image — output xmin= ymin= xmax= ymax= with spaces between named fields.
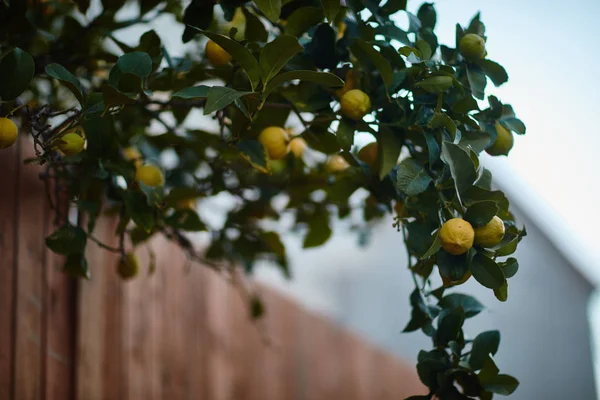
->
xmin=288 ymin=137 xmax=307 ymax=158
xmin=124 ymin=147 xmax=143 ymax=167
xmin=439 ymin=218 xmax=474 ymax=255
xmin=335 ymin=69 xmax=357 ymax=98
xmin=0 ymin=117 xmax=18 ymax=149
xmin=136 ymin=164 xmax=165 ymax=187
xmin=325 ymin=154 xmax=349 ymax=173
xmin=486 ymin=123 xmax=514 ymax=156
xmin=117 ymin=252 xmax=139 ymax=279
xmin=176 ymin=198 xmax=196 ymax=210
xmin=258 ymin=126 xmax=288 ymax=160
xmin=340 ymin=89 xmax=371 ymax=121
xmin=205 ymin=40 xmax=232 ymax=67
xmin=440 ymin=269 xmax=472 ymax=287
xmin=56 ymin=131 xmax=85 ymax=155
xmin=358 ymin=142 xmax=378 ymax=169
xmin=474 ymin=215 xmax=505 ymax=248
xmin=459 ymin=33 xmax=486 ymax=60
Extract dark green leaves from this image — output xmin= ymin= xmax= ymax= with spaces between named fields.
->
xmin=172 ymin=85 xmax=210 ymax=99
xmin=479 ymin=59 xmax=508 ymax=87
xmin=482 ymin=374 xmax=519 ymax=395
xmin=436 ymin=308 xmax=464 ymax=346
xmin=378 ymin=127 xmax=403 ymax=179
xmin=46 ymin=225 xmax=87 ymax=255
xmin=352 ymin=40 xmax=393 ymax=91
xmin=259 ymin=35 xmax=304 ymax=85
xmin=336 ymin=118 xmax=355 ymax=151
xmin=417 ymin=3 xmax=436 ymax=29
xmin=63 ymin=253 xmax=90 ymax=280
xmin=320 ymin=0 xmax=339 ymax=22
xmin=416 ymin=75 xmax=452 ymax=94
xmin=499 ymin=258 xmax=518 ymax=278
xmin=439 ymin=293 xmax=484 ymax=318
xmin=441 ymin=141 xmax=477 ymax=200
xmin=285 ymin=7 xmax=324 ymax=37
xmin=204 ymin=87 xmax=252 ymax=115
xmin=466 ymin=64 xmax=487 ymax=100
xmin=470 ymin=253 xmax=505 ymax=289
xmin=396 ymin=158 xmax=432 ymax=197
xmin=200 ymin=30 xmax=261 ymax=90
xmin=237 ymin=140 xmax=269 ymax=173
xmin=0 ymin=48 xmax=35 ymax=101
xmin=501 ymin=117 xmax=526 ymax=135
xmin=303 ymin=211 xmax=332 ymax=248
xmin=243 ymin=8 xmax=268 ymax=42
xmin=469 ymin=330 xmax=500 ymax=370
xmin=182 ymin=0 xmax=214 ymax=43
xmin=165 ymin=209 xmax=207 ymax=231
xmin=108 ymin=52 xmax=152 ymax=88
xmin=263 ymin=70 xmax=343 ymax=99
xmin=253 ymin=0 xmax=281 ymax=22
xmin=464 ymin=201 xmax=498 ymax=227
xmin=45 ymin=64 xmax=84 ymax=105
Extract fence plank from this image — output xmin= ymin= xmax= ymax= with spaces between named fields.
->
xmin=14 ymin=138 xmax=48 ymax=400
xmin=0 ymin=142 xmax=19 ymax=399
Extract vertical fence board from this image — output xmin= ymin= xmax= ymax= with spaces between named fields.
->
xmin=0 ymin=143 xmax=19 ymax=399
xmin=14 ymin=138 xmax=47 ymax=400
xmin=184 ymin=261 xmax=207 ymax=400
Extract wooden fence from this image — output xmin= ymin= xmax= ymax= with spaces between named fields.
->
xmin=0 ymin=139 xmax=425 ymax=400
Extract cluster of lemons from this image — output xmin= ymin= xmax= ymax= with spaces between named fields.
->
xmin=0 ymin=117 xmax=86 ymax=155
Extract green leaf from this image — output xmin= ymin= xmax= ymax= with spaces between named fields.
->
xmin=303 ymin=211 xmax=332 ymax=248
xmin=495 ymin=235 xmax=519 ymax=256
xmin=253 ymin=0 xmax=281 ymax=22
xmin=242 ymin=8 xmax=268 ymax=42
xmin=464 ymin=201 xmax=498 ymax=227
xmin=320 ymin=0 xmax=339 ymax=22
xmin=172 ymin=85 xmax=210 ymax=99
xmin=63 ymin=253 xmax=90 ymax=280
xmin=307 ymin=23 xmax=337 ymax=70
xmin=237 ymin=140 xmax=269 ymax=173
xmin=302 ymin=129 xmax=339 ymax=154
xmin=259 ymin=35 xmax=304 ymax=85
xmin=469 ymin=330 xmax=500 ymax=370
xmin=396 ymin=158 xmax=432 ymax=197
xmin=500 ymin=117 xmax=526 ymax=135
xmin=124 ymin=192 xmax=156 ymax=232
xmin=479 ymin=59 xmax=508 ymax=87
xmin=45 ymin=63 xmax=85 ymax=105
xmin=417 ymin=358 xmax=448 ymax=388
xmin=498 ymin=257 xmax=518 ymax=278
xmin=483 ymin=374 xmax=519 ymax=395
xmin=108 ymin=52 xmax=152 ymax=89
xmin=439 ymin=293 xmax=484 ymax=318
xmin=352 ymin=40 xmax=393 ymax=90
xmin=441 ymin=141 xmax=477 ymax=200
xmin=466 ymin=64 xmax=487 ymax=100
xmin=478 ymin=356 xmax=500 ymax=383
xmin=46 ymin=225 xmax=87 ymax=255
xmin=137 ymin=30 xmax=163 ymax=71
xmin=470 ymin=253 xmax=505 ymax=289
xmin=378 ymin=127 xmax=403 ymax=179
xmin=73 ymin=0 xmax=91 ymax=13
xmin=420 ymin=232 xmax=441 ymax=260
xmin=376 ymin=25 xmax=411 ymax=46
xmin=337 ymin=118 xmax=355 ymax=151
xmin=198 ymin=30 xmax=261 ymax=90
xmin=102 ymin=84 xmax=137 ymax=106
xmin=204 ymin=86 xmax=252 ymax=115
xmin=263 ymin=70 xmax=343 ymax=99
xmin=416 ymin=75 xmax=453 ymax=94
xmin=182 ymin=0 xmax=214 ymax=42
xmin=285 ymin=6 xmax=324 ymax=37
xmin=430 ymin=112 xmax=457 ymax=139
xmin=165 ymin=209 xmax=207 ymax=231
xmin=436 ymin=308 xmax=465 ymax=346
xmin=0 ymin=47 xmax=35 ymax=101
xmin=415 ymin=39 xmax=432 ymax=61
xmin=494 ymin=280 xmax=508 ymax=302
xmin=417 ymin=2 xmax=436 ymax=29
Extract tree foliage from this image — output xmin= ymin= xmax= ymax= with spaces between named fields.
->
xmin=0 ymin=0 xmax=526 ymax=398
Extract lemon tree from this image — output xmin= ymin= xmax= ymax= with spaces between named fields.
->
xmin=0 ymin=1 xmax=526 ymax=398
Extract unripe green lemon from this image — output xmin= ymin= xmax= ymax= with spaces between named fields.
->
xmin=486 ymin=123 xmax=514 ymax=156
xmin=340 ymin=89 xmax=371 ymax=121
xmin=325 ymin=154 xmax=349 ymax=173
xmin=474 ymin=215 xmax=505 ymax=248
xmin=288 ymin=137 xmax=307 ymax=158
xmin=0 ymin=117 xmax=18 ymax=149
xmin=459 ymin=33 xmax=486 ymax=60
xmin=136 ymin=164 xmax=165 ymax=187
xmin=57 ymin=131 xmax=85 ymax=155
xmin=117 ymin=252 xmax=139 ymax=279
xmin=258 ymin=126 xmax=288 ymax=160
xmin=439 ymin=218 xmax=474 ymax=255
xmin=205 ymin=40 xmax=232 ymax=67
xmin=358 ymin=142 xmax=378 ymax=169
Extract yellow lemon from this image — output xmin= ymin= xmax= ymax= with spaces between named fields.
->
xmin=335 ymin=69 xmax=357 ymax=98
xmin=474 ymin=215 xmax=505 ymax=248
xmin=440 ymin=270 xmax=472 ymax=287
xmin=439 ymin=218 xmax=474 ymax=255
xmin=56 ymin=131 xmax=85 ymax=155
xmin=124 ymin=147 xmax=143 ymax=167
xmin=486 ymin=123 xmax=514 ymax=156
xmin=459 ymin=33 xmax=486 ymax=60
xmin=340 ymin=89 xmax=371 ymax=121
xmin=258 ymin=126 xmax=288 ymax=160
xmin=0 ymin=117 xmax=18 ymax=149
xmin=358 ymin=142 xmax=378 ymax=169
xmin=206 ymin=40 xmax=232 ymax=67
xmin=288 ymin=137 xmax=307 ymax=158
xmin=117 ymin=252 xmax=139 ymax=279
xmin=136 ymin=164 xmax=164 ymax=187
xmin=325 ymin=154 xmax=349 ymax=173
xmin=176 ymin=198 xmax=196 ymax=210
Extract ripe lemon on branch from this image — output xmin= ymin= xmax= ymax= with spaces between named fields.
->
xmin=136 ymin=164 xmax=165 ymax=187
xmin=474 ymin=215 xmax=505 ymax=247
xmin=0 ymin=117 xmax=18 ymax=149
xmin=205 ymin=40 xmax=232 ymax=67
xmin=325 ymin=154 xmax=349 ymax=173
xmin=340 ymin=89 xmax=371 ymax=121
xmin=439 ymin=218 xmax=475 ymax=255
xmin=55 ymin=130 xmax=85 ymax=155
xmin=486 ymin=123 xmax=514 ymax=156
xmin=288 ymin=137 xmax=307 ymax=158
xmin=258 ymin=126 xmax=288 ymax=160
